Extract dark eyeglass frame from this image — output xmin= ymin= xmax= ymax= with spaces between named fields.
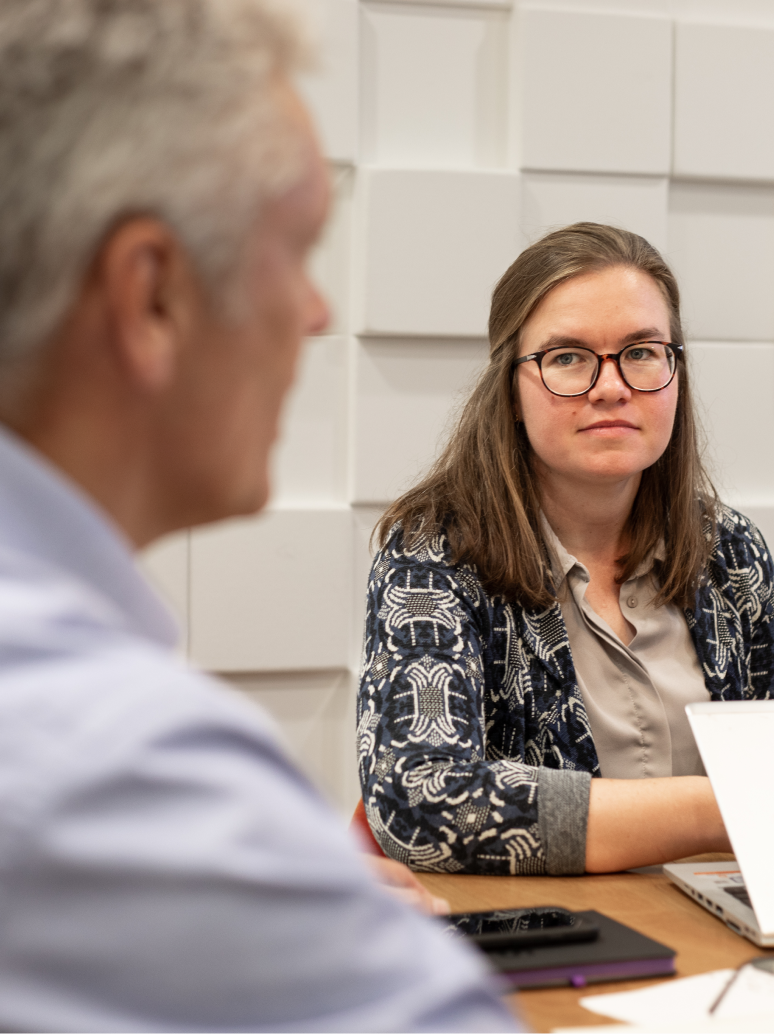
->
xmin=512 ymin=341 xmax=684 ymax=397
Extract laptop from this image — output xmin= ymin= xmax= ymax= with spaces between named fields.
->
xmin=663 ymin=700 xmax=774 ymax=947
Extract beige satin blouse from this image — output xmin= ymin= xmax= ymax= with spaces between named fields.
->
xmin=542 ymin=519 xmax=710 ymax=779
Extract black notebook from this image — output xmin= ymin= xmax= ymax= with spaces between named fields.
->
xmin=484 ymin=910 xmax=676 ymax=990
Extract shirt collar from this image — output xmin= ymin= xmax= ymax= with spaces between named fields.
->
xmin=540 ymin=512 xmax=665 ymax=588
xmin=0 ymin=423 xmax=178 ymax=648
xmin=540 ymin=514 xmax=577 ymax=586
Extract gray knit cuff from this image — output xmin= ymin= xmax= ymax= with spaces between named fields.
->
xmin=537 ymin=767 xmax=592 ymax=875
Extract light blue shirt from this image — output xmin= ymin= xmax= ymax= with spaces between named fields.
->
xmin=0 ymin=426 xmax=518 ymax=1033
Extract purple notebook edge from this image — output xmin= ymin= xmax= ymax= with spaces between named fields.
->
xmin=500 ymin=955 xmax=676 ymax=990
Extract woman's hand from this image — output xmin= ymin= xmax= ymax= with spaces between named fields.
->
xmin=585 ymin=775 xmax=732 ymax=872
xmin=363 ymin=854 xmax=450 ymax=916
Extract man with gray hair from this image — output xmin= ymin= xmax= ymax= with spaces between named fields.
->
xmin=0 ymin=0 xmax=519 ymax=1030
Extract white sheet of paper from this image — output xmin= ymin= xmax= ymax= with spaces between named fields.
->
xmin=579 ymin=970 xmax=734 ymax=1024
xmin=553 ymin=1017 xmax=772 ymax=1034
xmin=714 ymin=964 xmax=774 ymax=1019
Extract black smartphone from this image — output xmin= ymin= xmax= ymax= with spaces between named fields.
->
xmin=442 ymin=906 xmax=599 ymax=952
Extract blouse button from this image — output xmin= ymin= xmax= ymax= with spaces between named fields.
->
xmin=626 ymin=595 xmax=638 ymax=609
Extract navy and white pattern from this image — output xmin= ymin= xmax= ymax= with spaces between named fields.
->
xmin=358 ymin=505 xmax=774 ymax=875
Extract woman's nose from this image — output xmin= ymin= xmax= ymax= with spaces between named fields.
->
xmin=587 ymin=355 xmax=632 ymax=402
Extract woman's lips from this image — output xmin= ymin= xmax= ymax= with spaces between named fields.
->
xmin=580 ymin=421 xmax=639 ymax=434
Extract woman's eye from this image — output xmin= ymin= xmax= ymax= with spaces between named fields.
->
xmin=627 ymin=346 xmax=654 ymax=361
xmin=551 ymin=351 xmax=582 ymax=366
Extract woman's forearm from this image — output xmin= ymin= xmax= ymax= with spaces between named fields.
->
xmin=585 ymin=776 xmax=731 ymax=872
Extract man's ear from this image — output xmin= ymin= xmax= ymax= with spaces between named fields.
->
xmin=96 ymin=217 xmax=195 ymax=392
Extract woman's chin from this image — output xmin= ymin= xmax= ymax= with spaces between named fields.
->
xmin=551 ymin=462 xmax=647 ymax=488
xmin=572 ymin=447 xmax=659 ymax=483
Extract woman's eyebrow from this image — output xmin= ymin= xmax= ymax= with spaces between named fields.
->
xmin=539 ymin=334 xmax=589 ymax=350
xmin=539 ymin=327 xmax=667 ymax=351
xmin=620 ymin=327 xmax=666 ymax=344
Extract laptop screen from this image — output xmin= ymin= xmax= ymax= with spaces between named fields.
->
xmin=687 ymin=700 xmax=774 ymax=936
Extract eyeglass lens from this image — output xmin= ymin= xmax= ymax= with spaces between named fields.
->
xmin=541 ymin=343 xmax=676 ymax=395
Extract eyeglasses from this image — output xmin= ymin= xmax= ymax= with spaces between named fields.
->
xmin=512 ymin=341 xmax=683 ymax=397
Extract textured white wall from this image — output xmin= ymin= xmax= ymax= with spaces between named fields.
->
xmin=140 ymin=0 xmax=774 ymax=815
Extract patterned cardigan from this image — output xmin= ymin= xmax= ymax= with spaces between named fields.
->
xmin=357 ymin=505 xmax=774 ymax=875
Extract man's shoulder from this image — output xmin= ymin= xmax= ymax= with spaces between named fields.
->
xmin=0 ymin=549 xmax=246 ymax=721
xmin=0 ymin=557 xmax=305 ymax=830
xmin=0 ymin=616 xmax=372 ymax=924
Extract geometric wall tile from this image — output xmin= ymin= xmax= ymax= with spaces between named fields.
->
xmin=519 ymin=9 xmax=672 ymax=175
xmin=351 ymin=336 xmax=488 ymax=504
xmin=515 ymin=1 xmax=773 ymax=18
xmin=510 ymin=0 xmax=634 ymax=8
xmin=668 ymin=181 xmax=774 ymax=341
xmin=223 ymin=670 xmax=360 ymax=816
xmin=360 ymin=1 xmax=507 ymax=168
xmin=690 ymin=342 xmax=774 ymax=506
xmin=189 ymin=508 xmax=352 ymax=672
xmin=521 ymin=172 xmax=668 ymax=254
xmin=384 ymin=0 xmax=511 ymax=7
xmin=271 ymin=335 xmax=348 ymax=507
xmin=354 ymin=168 xmax=520 ymax=336
xmin=674 ymin=22 xmax=774 ymax=181
xmin=295 ymin=0 xmax=359 ymax=163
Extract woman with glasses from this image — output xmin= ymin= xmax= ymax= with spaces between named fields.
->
xmin=357 ymin=222 xmax=774 ymax=876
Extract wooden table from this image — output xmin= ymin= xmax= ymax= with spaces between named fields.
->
xmin=418 ymin=856 xmax=774 ymax=1032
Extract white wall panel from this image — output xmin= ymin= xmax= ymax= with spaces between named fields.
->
xmin=519 ymin=9 xmax=672 ymax=175
xmin=384 ymin=0 xmax=511 ymax=8
xmin=674 ymin=22 xmax=774 ymax=181
xmin=272 ymin=335 xmax=348 ymax=506
xmin=521 ymin=172 xmax=669 ymax=254
xmin=224 ymin=670 xmax=360 ymax=816
xmin=189 ymin=509 xmax=352 ymax=672
xmin=690 ymin=342 xmax=774 ymax=506
xmin=668 ymin=181 xmax=774 ymax=341
xmin=309 ymin=165 xmax=354 ymax=336
xmin=351 ymin=337 xmax=487 ymax=503
xmin=355 ymin=168 xmax=520 ymax=336
xmin=138 ymin=532 xmax=189 ymax=652
xmin=679 ymin=1 xmax=774 ymax=27
xmin=520 ymin=0 xmax=774 ymax=20
xmin=520 ymin=0 xmax=666 ymax=9
xmin=361 ymin=2 xmax=507 ymax=168
xmin=295 ymin=0 xmax=358 ymax=163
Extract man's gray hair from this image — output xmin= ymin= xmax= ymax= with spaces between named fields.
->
xmin=0 ymin=0 xmax=309 ymax=368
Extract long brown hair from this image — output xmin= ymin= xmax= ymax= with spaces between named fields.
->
xmin=376 ymin=222 xmax=716 ymax=609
